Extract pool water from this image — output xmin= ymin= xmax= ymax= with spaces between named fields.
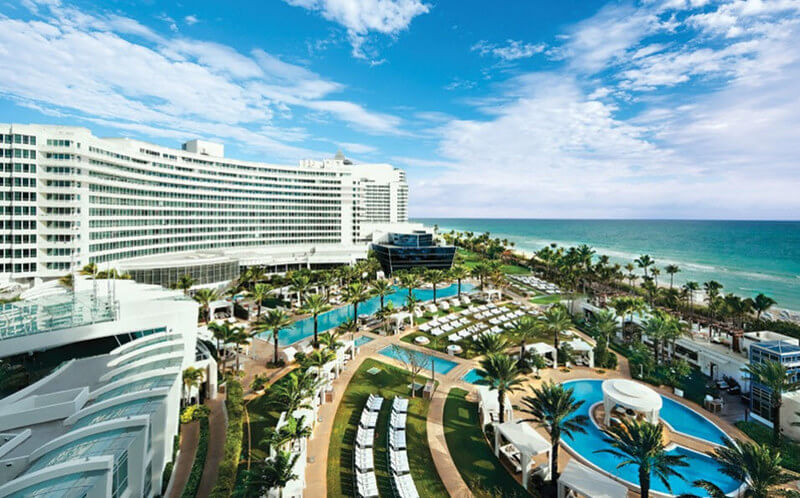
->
xmin=462 ymin=368 xmax=485 ymax=384
xmin=269 ymin=283 xmax=475 ymax=345
xmin=561 ymin=379 xmax=740 ymax=496
xmin=354 ymin=336 xmax=373 ymax=347
xmin=378 ymin=346 xmax=458 ymax=375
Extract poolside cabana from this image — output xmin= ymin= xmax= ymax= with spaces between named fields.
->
xmin=388 ymin=312 xmax=413 ymax=333
xmin=525 ymin=342 xmax=557 ymax=366
xmin=209 ymin=299 xmax=233 ymax=319
xmin=486 ymin=289 xmax=502 ymax=301
xmin=565 ymin=338 xmax=594 ymax=367
xmin=494 ymin=421 xmax=551 ymax=490
xmin=602 ymin=379 xmax=662 ymax=425
xmin=476 ymin=385 xmax=514 ymax=427
xmin=557 ymin=459 xmax=627 ymax=498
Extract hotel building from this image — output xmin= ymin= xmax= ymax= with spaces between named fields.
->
xmin=1 ymin=124 xmax=408 ymax=288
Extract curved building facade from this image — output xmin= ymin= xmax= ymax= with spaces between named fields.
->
xmin=1 ymin=124 xmax=408 ymax=285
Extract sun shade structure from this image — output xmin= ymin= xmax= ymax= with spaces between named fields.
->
xmin=602 ymin=378 xmax=662 ymax=425
xmin=557 ymin=459 xmax=628 ymax=498
xmin=476 ymin=384 xmax=514 ymax=427
xmin=493 ymin=421 xmax=551 ymax=490
xmin=565 ymin=338 xmax=595 ymax=367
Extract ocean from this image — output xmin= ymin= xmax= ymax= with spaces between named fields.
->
xmin=414 ymin=219 xmax=800 ymax=312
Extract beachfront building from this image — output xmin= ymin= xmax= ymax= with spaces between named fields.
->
xmin=370 ymin=229 xmax=455 ymax=275
xmin=0 ymin=277 xmax=211 ymax=497
xmin=747 ymin=337 xmax=800 ymax=426
xmin=1 ymin=124 xmax=409 ymax=289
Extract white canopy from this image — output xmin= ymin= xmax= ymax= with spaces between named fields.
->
xmin=494 ymin=420 xmax=551 ymax=490
xmin=558 ymin=459 xmax=628 ymax=498
xmin=566 ymin=338 xmax=592 ymax=352
xmin=476 ymin=385 xmax=514 ymax=427
xmin=526 ymin=342 xmax=556 ymax=357
xmin=602 ymin=379 xmax=662 ymax=425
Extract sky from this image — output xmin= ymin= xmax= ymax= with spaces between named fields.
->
xmin=1 ymin=0 xmax=799 ymax=220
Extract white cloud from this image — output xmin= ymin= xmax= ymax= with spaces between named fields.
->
xmin=282 ymin=0 xmax=429 ymax=58
xmin=184 ymin=15 xmax=199 ymax=25
xmin=471 ymin=39 xmax=546 ymax=61
xmin=338 ymin=141 xmax=377 ymax=154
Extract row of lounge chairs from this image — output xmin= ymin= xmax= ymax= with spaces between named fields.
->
xmin=510 ymin=274 xmax=560 ymax=293
xmin=388 ymin=397 xmax=418 ymax=498
xmin=354 ymin=394 xmax=383 ymax=498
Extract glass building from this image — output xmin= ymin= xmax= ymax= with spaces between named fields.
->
xmin=371 ymin=230 xmax=455 ymax=275
xmin=748 ymin=340 xmax=800 ymax=421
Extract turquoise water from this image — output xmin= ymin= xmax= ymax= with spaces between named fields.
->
xmin=462 ymin=368 xmax=485 ymax=384
xmin=378 ymin=346 xmax=458 ymax=375
xmin=355 ymin=336 xmax=373 ymax=347
xmin=661 ymin=396 xmax=728 ymax=445
xmin=562 ymin=380 xmax=740 ymax=496
xmin=417 ymin=218 xmax=800 ymax=311
xmin=271 ymin=283 xmax=475 ymax=345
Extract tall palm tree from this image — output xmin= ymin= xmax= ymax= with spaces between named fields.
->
xmin=229 ymin=328 xmax=251 ymax=372
xmin=182 ymin=366 xmax=204 ymax=406
xmin=742 ymin=360 xmax=799 ymax=444
xmin=624 ymin=263 xmax=637 ymax=287
xmin=255 ymin=309 xmax=294 ymax=365
xmin=288 ymin=272 xmax=311 ymax=308
xmin=597 ymin=418 xmax=688 ymax=498
xmin=473 ymin=332 xmax=508 ymax=356
xmin=176 ymin=273 xmax=196 ymax=295
xmin=208 ymin=321 xmax=241 ymax=374
xmin=252 ymin=283 xmax=271 ymax=318
xmin=397 ymin=271 xmax=422 ymax=306
xmin=425 ymin=269 xmax=448 ymax=304
xmin=341 ymin=281 xmax=369 ymax=321
xmin=475 ymin=353 xmax=524 ymax=423
xmin=261 ymin=415 xmax=312 ymax=452
xmin=449 ymin=265 xmax=470 ymax=297
xmin=538 ymin=304 xmax=572 ymax=368
xmin=250 ymin=450 xmax=300 ymax=498
xmin=193 ymin=288 xmax=219 ymax=322
xmin=267 ymin=370 xmax=319 ymax=414
xmin=370 ymin=279 xmax=394 ymax=313
xmin=519 ymin=381 xmax=588 ymax=492
xmin=665 ymin=264 xmax=681 ymax=289
xmin=304 ymin=348 xmax=336 ymax=370
xmin=635 ymin=254 xmax=655 ymax=279
xmin=504 ymin=315 xmax=539 ymax=369
xmin=471 ymin=261 xmax=490 ymax=290
xmin=753 ymin=293 xmax=777 ymax=321
xmin=683 ymin=281 xmax=699 ymax=310
xmin=318 ymin=330 xmax=343 ymax=351
xmin=642 ymin=315 xmax=668 ymax=365
xmin=589 ymin=309 xmax=617 ymax=366
xmin=301 ymin=293 xmax=330 ymax=348
xmin=678 ymin=438 xmax=797 ymax=498
xmin=650 ymin=267 xmax=661 ymax=287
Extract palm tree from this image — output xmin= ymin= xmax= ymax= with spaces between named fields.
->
xmin=473 ymin=332 xmax=508 ymax=356
xmin=683 ymin=281 xmax=699 ymax=310
xmin=176 ymin=273 xmax=196 ymax=295
xmin=229 ymin=328 xmax=251 ymax=373
xmin=504 ymin=315 xmax=539 ymax=369
xmin=519 ymin=381 xmax=588 ymax=492
xmin=304 ymin=348 xmax=336 ymax=370
xmin=397 ymin=271 xmax=422 ymax=306
xmin=650 ymin=267 xmax=661 ymax=287
xmin=193 ymin=288 xmax=219 ymax=322
xmin=642 ymin=315 xmax=668 ymax=365
xmin=753 ymin=293 xmax=777 ymax=321
xmin=370 ymin=279 xmax=394 ymax=313
xmin=341 ymin=281 xmax=369 ymax=321
xmin=267 ymin=370 xmax=319 ymax=414
xmin=449 ymin=265 xmax=470 ymax=297
xmin=318 ymin=330 xmax=343 ymax=351
xmin=208 ymin=321 xmax=242 ymax=374
xmin=261 ymin=415 xmax=312 ymax=452
xmin=289 ymin=273 xmax=311 ymax=308
xmin=471 ymin=262 xmax=490 ymax=290
xmin=538 ymin=304 xmax=572 ymax=368
xmin=635 ymin=254 xmax=655 ymax=279
xmin=255 ymin=309 xmax=294 ymax=365
xmin=475 ymin=353 xmax=524 ymax=423
xmin=425 ymin=269 xmax=448 ymax=304
xmin=665 ymin=264 xmax=680 ymax=289
xmin=80 ymin=262 xmax=98 ymax=276
xmin=742 ymin=360 xmax=799 ymax=444
xmin=678 ymin=438 xmax=797 ymax=498
xmin=250 ymin=450 xmax=300 ymax=498
xmin=624 ymin=263 xmax=636 ymax=287
xmin=597 ymin=418 xmax=688 ymax=498
xmin=182 ymin=366 xmax=205 ymax=406
xmin=252 ymin=283 xmax=271 ymax=318
xmin=301 ymin=293 xmax=331 ymax=348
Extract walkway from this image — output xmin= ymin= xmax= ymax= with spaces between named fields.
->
xmin=196 ymin=396 xmax=226 ymax=498
xmin=165 ymin=420 xmax=200 ymax=498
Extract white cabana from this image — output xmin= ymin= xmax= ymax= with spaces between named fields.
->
xmin=486 ymin=289 xmax=502 ymax=301
xmin=476 ymin=385 xmax=514 ymax=427
xmin=557 ymin=459 xmax=628 ymax=498
xmin=494 ymin=421 xmax=551 ymax=490
xmin=388 ymin=312 xmax=413 ymax=333
xmin=565 ymin=338 xmax=594 ymax=368
xmin=602 ymin=379 xmax=662 ymax=425
xmin=526 ymin=342 xmax=556 ymax=361
xmin=209 ymin=299 xmax=233 ymax=319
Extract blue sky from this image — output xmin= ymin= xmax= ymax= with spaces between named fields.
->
xmin=1 ymin=0 xmax=799 ymax=219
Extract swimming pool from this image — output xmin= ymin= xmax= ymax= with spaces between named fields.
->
xmin=269 ymin=283 xmax=475 ymax=345
xmin=561 ymin=379 xmax=740 ymax=496
xmin=378 ymin=346 xmax=458 ymax=375
xmin=354 ymin=335 xmax=373 ymax=347
xmin=462 ymin=368 xmax=485 ymax=384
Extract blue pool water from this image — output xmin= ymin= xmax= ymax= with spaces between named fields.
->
xmin=270 ymin=283 xmax=474 ymax=345
xmin=561 ymin=380 xmax=740 ymax=496
xmin=354 ymin=335 xmax=373 ymax=347
xmin=462 ymin=368 xmax=485 ymax=384
xmin=661 ymin=396 xmax=728 ymax=445
xmin=378 ymin=346 xmax=458 ymax=375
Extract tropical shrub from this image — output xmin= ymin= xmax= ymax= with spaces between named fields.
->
xmin=181 ymin=417 xmax=210 ymax=498
xmin=210 ymin=380 xmax=244 ymax=497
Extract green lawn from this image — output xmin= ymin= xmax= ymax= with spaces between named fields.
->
xmin=529 ymin=294 xmax=566 ymax=305
xmin=458 ymin=248 xmax=531 ymax=275
xmin=443 ymin=388 xmax=531 ymax=497
xmin=327 ymin=359 xmax=448 ymax=498
xmin=735 ymin=420 xmax=800 ymax=472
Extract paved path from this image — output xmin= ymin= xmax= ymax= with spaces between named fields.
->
xmin=166 ymin=420 xmax=199 ymax=498
xmin=426 ymin=384 xmax=474 ymax=498
xmin=196 ymin=396 xmax=227 ymax=498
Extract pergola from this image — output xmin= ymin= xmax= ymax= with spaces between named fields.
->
xmin=494 ymin=421 xmax=551 ymax=490
xmin=526 ymin=342 xmax=556 ymax=363
xmin=557 ymin=459 xmax=628 ymax=498
xmin=565 ymin=338 xmax=594 ymax=368
xmin=485 ymin=289 xmax=502 ymax=301
xmin=208 ymin=299 xmax=233 ymax=319
xmin=388 ymin=312 xmax=413 ymax=333
xmin=476 ymin=384 xmax=514 ymax=427
xmin=602 ymin=379 xmax=662 ymax=425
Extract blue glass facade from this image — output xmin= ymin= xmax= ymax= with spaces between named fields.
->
xmin=748 ymin=340 xmax=800 ymax=420
xmin=372 ymin=231 xmax=455 ymax=275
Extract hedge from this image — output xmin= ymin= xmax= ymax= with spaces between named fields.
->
xmin=210 ymin=380 xmax=245 ymax=497
xmin=181 ymin=417 xmax=210 ymax=498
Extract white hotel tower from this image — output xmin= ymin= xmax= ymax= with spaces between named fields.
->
xmin=1 ymin=124 xmax=409 ymax=288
